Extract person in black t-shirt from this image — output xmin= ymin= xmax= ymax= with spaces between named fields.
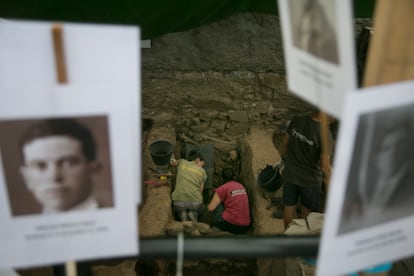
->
xmin=279 ymin=110 xmax=332 ymax=229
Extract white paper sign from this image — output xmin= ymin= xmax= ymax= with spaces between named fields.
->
xmin=317 ymin=81 xmax=414 ymax=276
xmin=0 ymin=20 xmax=139 ymax=85
xmin=0 ymin=21 xmax=140 ymax=269
xmin=278 ymin=0 xmax=357 ymax=118
xmin=0 ymin=19 xmax=141 ymax=204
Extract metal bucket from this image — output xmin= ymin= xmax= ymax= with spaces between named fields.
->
xmin=149 ymin=140 xmax=174 ymax=166
xmin=257 ymin=164 xmax=282 ymax=192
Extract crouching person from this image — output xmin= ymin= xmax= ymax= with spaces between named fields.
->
xmin=207 ymin=168 xmax=251 ymax=234
xmin=171 ymin=150 xmax=206 ymax=223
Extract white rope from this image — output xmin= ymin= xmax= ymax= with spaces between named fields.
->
xmin=176 ymin=232 xmax=184 ymax=276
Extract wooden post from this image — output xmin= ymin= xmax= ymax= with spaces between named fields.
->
xmin=65 ymin=261 xmax=77 ymax=276
xmin=319 ymin=111 xmax=331 ymax=189
xmin=52 ymin=22 xmax=76 ymax=276
xmin=52 ymin=23 xmax=68 ymax=84
xmin=363 ymin=0 xmax=414 ymax=87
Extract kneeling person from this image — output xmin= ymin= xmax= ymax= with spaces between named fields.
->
xmin=208 ymin=168 xmax=251 ymax=234
xmin=171 ymin=150 xmax=206 ymax=222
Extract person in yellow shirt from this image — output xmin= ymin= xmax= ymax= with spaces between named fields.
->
xmin=171 ymin=150 xmax=207 ymax=222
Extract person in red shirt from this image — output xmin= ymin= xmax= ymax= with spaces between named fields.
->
xmin=207 ymin=168 xmax=251 ymax=234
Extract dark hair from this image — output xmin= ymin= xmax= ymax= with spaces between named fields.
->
xmin=221 ymin=168 xmax=235 ymax=183
xmin=19 ymin=118 xmax=97 ymax=161
xmin=188 ymin=150 xmax=204 ymax=161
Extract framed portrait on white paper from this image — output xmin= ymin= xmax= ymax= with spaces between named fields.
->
xmin=317 ymin=81 xmax=414 ymax=276
xmin=0 ymin=20 xmax=140 ymax=269
xmin=278 ymin=0 xmax=357 ymax=118
xmin=0 ymin=85 xmax=140 ymax=269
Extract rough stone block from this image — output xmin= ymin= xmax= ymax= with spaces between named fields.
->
xmin=229 ymin=111 xmax=249 ymax=122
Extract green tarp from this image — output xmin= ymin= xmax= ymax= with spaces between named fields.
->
xmin=0 ymin=0 xmax=375 ymax=39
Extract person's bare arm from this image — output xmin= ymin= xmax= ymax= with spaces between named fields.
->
xmin=207 ymin=192 xmax=221 ymax=212
xmin=320 ymin=152 xmax=332 ymax=193
xmin=170 ymin=158 xmax=179 ymax=167
xmin=279 ymin=133 xmax=289 ymax=160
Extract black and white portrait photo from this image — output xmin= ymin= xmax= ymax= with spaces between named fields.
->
xmin=0 ymin=115 xmax=114 ymax=216
xmin=338 ymin=104 xmax=414 ymax=235
xmin=288 ymin=0 xmax=339 ymax=64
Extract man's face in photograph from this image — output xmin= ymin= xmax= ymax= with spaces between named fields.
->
xmin=20 ymin=135 xmax=98 ymax=213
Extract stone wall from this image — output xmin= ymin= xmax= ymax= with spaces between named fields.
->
xmin=142 ymin=13 xmax=285 ymax=73
xmin=142 ymin=13 xmax=372 ymax=148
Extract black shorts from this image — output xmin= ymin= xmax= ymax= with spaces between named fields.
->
xmin=282 ymin=178 xmax=321 ymax=211
xmin=213 ymin=204 xmax=250 ymax=235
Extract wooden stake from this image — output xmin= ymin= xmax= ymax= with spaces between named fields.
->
xmin=52 ymin=22 xmax=75 ymax=276
xmin=52 ymin=23 xmax=68 ymax=84
xmin=363 ymin=0 xmax=414 ymax=87
xmin=65 ymin=261 xmax=77 ymax=276
xmin=319 ymin=111 xmax=331 ymax=194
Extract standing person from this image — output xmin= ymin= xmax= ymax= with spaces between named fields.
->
xmin=207 ymin=168 xmax=251 ymax=235
xmin=279 ymin=110 xmax=332 ymax=229
xmin=171 ymin=150 xmax=207 ymax=222
xmin=19 ymin=118 xmax=103 ymax=214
